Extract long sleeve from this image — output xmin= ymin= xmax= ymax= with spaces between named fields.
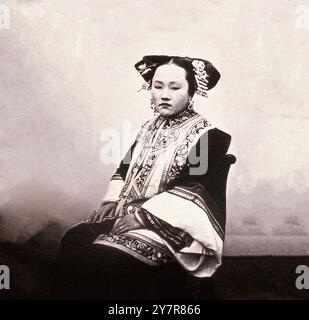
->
xmin=136 ymin=207 xmax=194 ymax=251
xmin=101 ymin=141 xmax=137 ymax=203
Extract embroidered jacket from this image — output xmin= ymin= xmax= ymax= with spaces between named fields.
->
xmin=93 ymin=108 xmax=231 ymax=277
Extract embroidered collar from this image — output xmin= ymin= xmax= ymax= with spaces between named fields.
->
xmin=160 ymin=108 xmax=197 ymax=128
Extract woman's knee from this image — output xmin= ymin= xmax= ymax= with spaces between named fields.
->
xmin=59 ymin=223 xmax=96 ymax=256
xmin=61 ymin=223 xmax=84 ymax=246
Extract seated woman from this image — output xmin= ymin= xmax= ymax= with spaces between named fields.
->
xmin=57 ymin=55 xmax=232 ymax=299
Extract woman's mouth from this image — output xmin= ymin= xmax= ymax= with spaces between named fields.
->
xmin=159 ymin=103 xmax=172 ymax=107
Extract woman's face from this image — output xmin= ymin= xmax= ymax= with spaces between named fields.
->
xmin=151 ymin=64 xmax=190 ymax=118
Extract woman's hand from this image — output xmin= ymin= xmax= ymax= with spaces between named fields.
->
xmin=110 ymin=214 xmax=145 ymax=234
xmin=84 ymin=202 xmax=117 ymax=223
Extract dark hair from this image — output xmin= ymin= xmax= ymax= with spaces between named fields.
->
xmin=149 ymin=57 xmax=197 ymax=98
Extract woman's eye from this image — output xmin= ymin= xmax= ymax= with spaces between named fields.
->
xmin=154 ymin=86 xmax=162 ymax=89
xmin=171 ymin=87 xmax=180 ymax=90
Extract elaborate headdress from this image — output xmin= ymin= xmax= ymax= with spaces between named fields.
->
xmin=135 ymin=55 xmax=220 ymax=97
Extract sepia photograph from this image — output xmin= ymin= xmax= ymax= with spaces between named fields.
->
xmin=1 ymin=0 xmax=309 ymax=303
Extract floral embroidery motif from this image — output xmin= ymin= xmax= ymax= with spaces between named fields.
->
xmin=122 ymin=200 xmax=143 ymax=216
xmin=192 ymin=59 xmax=209 ymax=97
xmin=163 ymin=109 xmax=197 ymax=128
xmin=96 ymin=233 xmax=175 ymax=264
xmin=152 ymin=128 xmax=180 ymax=151
xmin=167 ymin=118 xmax=211 ymax=183
xmin=132 ymin=110 xmax=198 ymax=191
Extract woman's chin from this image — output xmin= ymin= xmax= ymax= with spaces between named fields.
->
xmin=158 ymin=109 xmax=174 ymax=117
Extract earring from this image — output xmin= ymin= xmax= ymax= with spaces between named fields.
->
xmin=188 ymin=98 xmax=194 ymax=110
xmin=150 ymin=98 xmax=159 ymax=115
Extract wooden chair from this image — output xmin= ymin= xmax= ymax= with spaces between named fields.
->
xmin=185 ymin=153 xmax=236 ymax=299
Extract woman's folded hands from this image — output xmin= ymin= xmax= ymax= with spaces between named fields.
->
xmin=110 ymin=212 xmax=146 ymax=235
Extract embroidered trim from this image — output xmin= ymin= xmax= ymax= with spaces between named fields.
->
xmin=167 ymin=118 xmax=211 ymax=183
xmin=167 ymin=187 xmax=224 ymax=240
xmin=94 ymin=233 xmax=175 ymax=265
xmin=140 ymin=208 xmax=194 ymax=251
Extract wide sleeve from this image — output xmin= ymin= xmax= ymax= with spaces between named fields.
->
xmin=101 ymin=141 xmax=136 ymax=203
xmin=138 ymin=128 xmax=231 ymax=278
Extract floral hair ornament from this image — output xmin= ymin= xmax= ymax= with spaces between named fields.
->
xmin=134 ymin=55 xmax=220 ymax=97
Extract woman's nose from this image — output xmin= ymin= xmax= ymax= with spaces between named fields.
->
xmin=161 ymin=88 xmax=171 ymax=100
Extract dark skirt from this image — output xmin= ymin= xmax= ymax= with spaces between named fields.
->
xmin=56 ymin=221 xmax=214 ymax=299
